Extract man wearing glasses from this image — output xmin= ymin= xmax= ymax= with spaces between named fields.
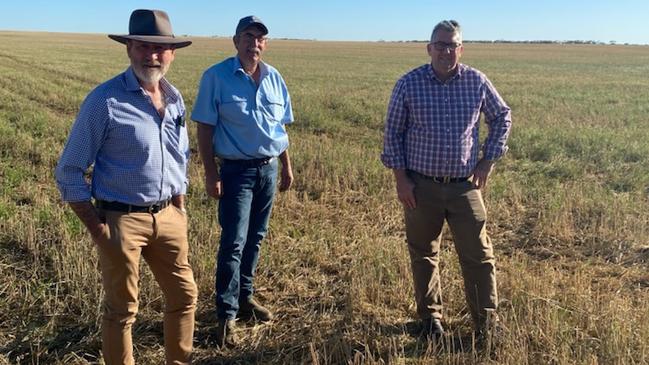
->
xmin=381 ymin=20 xmax=512 ymax=345
xmin=192 ymin=15 xmax=294 ymax=348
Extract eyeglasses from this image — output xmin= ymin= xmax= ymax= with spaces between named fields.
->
xmin=432 ymin=42 xmax=462 ymax=51
xmin=240 ymin=32 xmax=268 ymax=43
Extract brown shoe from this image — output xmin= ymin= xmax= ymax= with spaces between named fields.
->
xmin=215 ymin=319 xmax=237 ymax=348
xmin=238 ymin=297 xmax=274 ymax=322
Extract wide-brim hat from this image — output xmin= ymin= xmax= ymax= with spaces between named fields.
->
xmin=108 ymin=9 xmax=191 ymax=48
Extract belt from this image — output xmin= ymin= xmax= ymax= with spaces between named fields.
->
xmin=411 ymin=171 xmax=469 ymax=184
xmin=96 ymin=199 xmax=171 ymax=213
xmin=222 ymin=157 xmax=274 ymax=168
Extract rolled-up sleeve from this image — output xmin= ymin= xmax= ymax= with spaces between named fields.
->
xmin=381 ymin=78 xmax=409 ymax=169
xmin=481 ymin=78 xmax=511 ymax=161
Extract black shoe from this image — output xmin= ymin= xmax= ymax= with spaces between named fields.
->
xmin=238 ymin=298 xmax=274 ymax=322
xmin=215 ymin=319 xmax=237 ymax=348
xmin=420 ymin=318 xmax=444 ymax=339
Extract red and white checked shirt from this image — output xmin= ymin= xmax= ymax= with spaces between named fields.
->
xmin=381 ymin=63 xmax=511 ymax=177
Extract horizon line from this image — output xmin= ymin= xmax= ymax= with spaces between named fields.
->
xmin=0 ymin=29 xmax=646 ymax=46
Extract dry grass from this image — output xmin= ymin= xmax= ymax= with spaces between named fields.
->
xmin=1 ymin=31 xmax=648 ymax=364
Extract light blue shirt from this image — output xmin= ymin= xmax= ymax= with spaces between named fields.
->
xmin=191 ymin=56 xmax=293 ymax=159
xmin=55 ymin=67 xmax=190 ymax=205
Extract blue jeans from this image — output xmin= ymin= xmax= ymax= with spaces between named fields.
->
xmin=215 ymin=158 xmax=278 ymax=320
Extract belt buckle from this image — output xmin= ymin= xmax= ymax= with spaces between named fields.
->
xmin=443 ymin=176 xmax=450 ymax=184
xmin=148 ymin=204 xmax=160 ymax=214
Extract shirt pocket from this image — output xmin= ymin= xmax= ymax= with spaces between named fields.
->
xmin=260 ymin=93 xmax=285 ymax=121
xmin=166 ymin=106 xmax=186 ymax=131
xmin=220 ymin=95 xmax=249 ymax=123
xmin=408 ymin=91 xmax=442 ymax=131
xmin=455 ymin=95 xmax=482 ymax=123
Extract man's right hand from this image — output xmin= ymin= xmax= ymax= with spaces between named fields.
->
xmin=394 ymin=169 xmax=416 ymax=209
xmin=205 ymin=173 xmax=223 ymax=199
xmin=196 ymin=123 xmax=222 ymax=199
xmin=69 ymin=201 xmax=108 ymax=246
xmin=89 ymin=222 xmax=109 ymax=245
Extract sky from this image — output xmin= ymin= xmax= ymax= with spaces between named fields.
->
xmin=1 ymin=0 xmax=648 ymax=44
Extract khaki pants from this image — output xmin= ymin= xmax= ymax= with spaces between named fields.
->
xmin=97 ymin=205 xmax=197 ymax=365
xmin=405 ymin=173 xmax=497 ymax=330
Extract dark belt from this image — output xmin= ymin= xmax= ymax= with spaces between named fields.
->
xmin=411 ymin=171 xmax=469 ymax=184
xmin=96 ymin=199 xmax=171 ymax=213
xmin=222 ymin=157 xmax=274 ymax=168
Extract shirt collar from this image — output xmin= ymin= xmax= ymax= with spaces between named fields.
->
xmin=232 ymin=56 xmax=269 ymax=79
xmin=124 ymin=66 xmax=178 ymax=103
xmin=427 ymin=63 xmax=465 ymax=83
xmin=124 ymin=67 xmax=142 ymax=91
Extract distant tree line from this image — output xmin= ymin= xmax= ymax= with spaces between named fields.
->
xmin=467 ymin=40 xmax=621 ymax=45
xmin=207 ymin=36 xmax=637 ymax=46
xmin=393 ymin=39 xmax=634 ymax=45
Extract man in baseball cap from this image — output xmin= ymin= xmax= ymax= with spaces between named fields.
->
xmin=192 ymin=15 xmax=294 ymax=348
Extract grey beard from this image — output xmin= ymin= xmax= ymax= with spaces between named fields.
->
xmin=132 ymin=65 xmax=167 ymax=86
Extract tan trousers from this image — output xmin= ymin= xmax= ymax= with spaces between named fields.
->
xmin=405 ymin=173 xmax=497 ymax=330
xmin=97 ymin=205 xmax=197 ymax=365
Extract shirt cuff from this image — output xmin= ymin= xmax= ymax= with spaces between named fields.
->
xmin=483 ymin=146 xmax=508 ymax=161
xmin=380 ymin=154 xmax=406 ymax=170
xmin=58 ymin=186 xmax=92 ymax=202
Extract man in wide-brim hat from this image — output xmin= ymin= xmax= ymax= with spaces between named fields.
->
xmin=56 ymin=9 xmax=197 ymax=365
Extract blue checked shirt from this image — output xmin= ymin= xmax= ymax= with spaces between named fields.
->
xmin=381 ymin=63 xmax=512 ymax=177
xmin=191 ymin=56 xmax=293 ymax=159
xmin=55 ymin=67 xmax=190 ymax=205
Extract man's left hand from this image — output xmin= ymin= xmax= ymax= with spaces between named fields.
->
xmin=279 ymin=165 xmax=294 ymax=192
xmin=472 ymin=159 xmax=495 ymax=189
